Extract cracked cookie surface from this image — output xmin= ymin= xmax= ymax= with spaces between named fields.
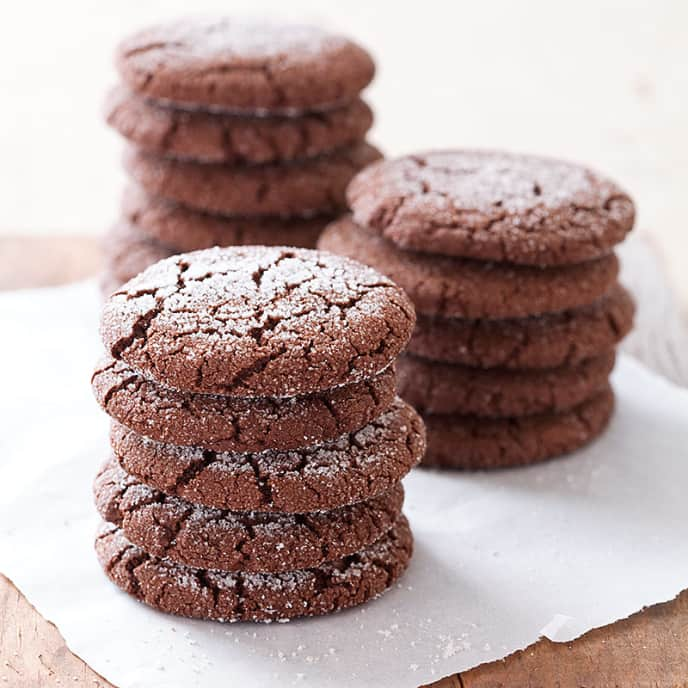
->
xmin=319 ymin=217 xmax=619 ymax=318
xmin=95 ymin=515 xmax=412 ymax=622
xmin=92 ymin=357 xmax=397 ymax=453
xmin=116 ymin=17 xmax=375 ymax=113
xmin=100 ymin=246 xmax=415 ymax=397
xmin=398 ymin=351 xmax=614 ymax=417
xmin=110 ymin=398 xmax=424 ymax=513
xmin=408 ymin=284 xmax=634 ymax=368
xmin=422 ymin=386 xmax=614 ymax=469
xmin=95 ymin=458 xmax=403 ymax=573
xmin=107 ymin=86 xmax=373 ymax=164
xmin=125 ymin=143 xmax=381 ymax=217
xmin=347 ymin=150 xmax=635 ymax=266
xmin=122 ymin=185 xmax=326 ymax=254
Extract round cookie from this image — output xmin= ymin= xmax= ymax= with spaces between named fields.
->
xmin=122 ymin=186 xmax=326 ymax=253
xmin=110 ymin=398 xmax=424 ymax=513
xmin=96 ymin=515 xmax=411 ymax=623
xmin=101 ymin=246 xmax=415 ymax=397
xmin=95 ymin=459 xmax=404 ymax=573
xmin=92 ymin=357 xmax=396 ymax=453
xmin=116 ymin=17 xmax=376 ymax=113
xmin=422 ymin=386 xmax=614 ymax=470
xmin=124 ymin=143 xmax=381 ymax=217
xmin=397 ymin=351 xmax=615 ymax=417
xmin=347 ymin=150 xmax=635 ymax=266
xmin=319 ymin=217 xmax=619 ymax=319
xmin=409 ymin=284 xmax=635 ymax=369
xmin=106 ymin=86 xmax=374 ymax=164
xmin=101 ymin=221 xmax=174 ymax=294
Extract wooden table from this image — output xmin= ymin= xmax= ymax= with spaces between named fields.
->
xmin=1 ymin=235 xmax=687 ymax=688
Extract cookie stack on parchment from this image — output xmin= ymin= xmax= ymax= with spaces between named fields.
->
xmin=320 ymin=150 xmax=636 ymax=469
xmin=101 ymin=17 xmax=380 ymax=293
xmin=91 ymin=246 xmax=424 ymax=621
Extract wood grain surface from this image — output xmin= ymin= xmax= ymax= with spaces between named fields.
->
xmin=0 ymin=574 xmax=114 ymax=688
xmin=1 ymin=234 xmax=686 ymax=688
xmin=426 ymin=590 xmax=688 ymax=688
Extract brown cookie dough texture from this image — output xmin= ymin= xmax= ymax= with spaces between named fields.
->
xmin=101 ymin=246 xmax=415 ymax=398
xmin=122 ymin=186 xmax=327 ymax=253
xmin=105 ymin=18 xmax=380 ymax=311
xmin=125 ymin=143 xmax=381 ymax=217
xmin=95 ymin=458 xmax=404 ymax=573
xmin=110 ymin=398 xmax=425 ymax=513
xmin=316 ymin=148 xmax=634 ymax=472
xmin=92 ymin=357 xmax=396 ymax=453
xmin=98 ymin=14 xmax=413 ymax=619
xmin=347 ymin=151 xmax=635 ymax=266
xmin=106 ymin=86 xmax=374 ymax=164
xmin=103 ymin=199 xmax=326 ymax=291
xmin=422 ymin=386 xmax=614 ymax=470
xmin=408 ymin=284 xmax=635 ymax=368
xmin=95 ymin=515 xmax=412 ymax=623
xmin=116 ymin=17 xmax=376 ymax=113
xmin=397 ymin=351 xmax=615 ymax=417
xmin=319 ymin=217 xmax=619 ymax=319
xmin=100 ymin=221 xmax=174 ymax=295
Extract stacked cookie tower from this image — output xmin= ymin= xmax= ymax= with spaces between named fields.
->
xmin=320 ymin=150 xmax=636 ymax=469
xmin=91 ymin=246 xmax=424 ymax=621
xmin=101 ymin=17 xmax=380 ymax=293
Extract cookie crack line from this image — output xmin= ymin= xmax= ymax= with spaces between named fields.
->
xmin=105 ymin=257 xmax=192 ymax=362
xmin=101 ymin=246 xmax=415 ymax=398
xmin=346 ymin=150 xmax=634 ymax=266
xmin=121 ymin=41 xmax=183 ymax=59
xmin=124 ymin=140 xmax=382 ymax=217
xmin=407 ymin=284 xmax=634 ymax=369
xmin=93 ymin=355 xmax=398 ymax=454
xmin=94 ymin=459 xmax=405 ymax=573
xmin=116 ymin=17 xmax=375 ymax=113
xmin=318 ymin=217 xmax=619 ymax=320
xmin=421 ymin=387 xmax=614 ymax=469
xmin=108 ymin=301 xmax=160 ymax=360
xmin=109 ymin=398 xmax=424 ymax=513
xmin=95 ymin=516 xmax=412 ymax=623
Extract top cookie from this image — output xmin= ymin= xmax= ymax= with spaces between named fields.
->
xmin=116 ymin=17 xmax=375 ymax=113
xmin=101 ymin=246 xmax=415 ymax=397
xmin=348 ymin=150 xmax=635 ymax=266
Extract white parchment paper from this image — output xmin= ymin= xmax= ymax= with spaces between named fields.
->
xmin=1 ymin=282 xmax=686 ymax=688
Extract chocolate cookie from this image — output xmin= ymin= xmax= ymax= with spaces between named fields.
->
xmin=347 ymin=151 xmax=635 ymax=266
xmin=422 ymin=386 xmax=614 ymax=470
xmin=122 ymin=186 xmax=326 ymax=253
xmin=101 ymin=221 xmax=174 ymax=293
xmin=96 ymin=515 xmax=411 ymax=622
xmin=106 ymin=86 xmax=374 ymax=164
xmin=124 ymin=144 xmax=381 ymax=217
xmin=101 ymin=246 xmax=415 ymax=397
xmin=408 ymin=284 xmax=634 ymax=369
xmin=95 ymin=459 xmax=404 ymax=573
xmin=111 ymin=398 xmax=424 ymax=513
xmin=116 ymin=18 xmax=375 ymax=113
xmin=92 ymin=357 xmax=396 ymax=453
xmin=397 ymin=351 xmax=614 ymax=417
xmin=319 ymin=217 xmax=619 ymax=318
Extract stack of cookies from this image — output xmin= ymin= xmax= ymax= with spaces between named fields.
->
xmin=101 ymin=17 xmax=380 ymax=293
xmin=320 ymin=150 xmax=636 ymax=469
xmin=91 ymin=246 xmax=424 ymax=622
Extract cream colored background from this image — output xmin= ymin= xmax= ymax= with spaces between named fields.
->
xmin=1 ymin=0 xmax=686 ymax=302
